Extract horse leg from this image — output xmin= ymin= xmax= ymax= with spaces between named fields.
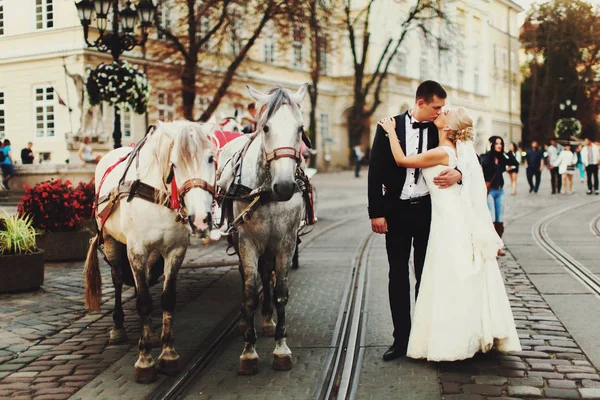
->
xmin=272 ymin=239 xmax=295 ymax=371
xmin=157 ymin=247 xmax=186 ymax=375
xmin=128 ymin=245 xmax=157 ymax=384
xmin=238 ymin=241 xmax=261 ymax=375
xmin=260 ymin=252 xmax=276 ymax=337
xmin=103 ymin=233 xmax=128 ymax=344
xmin=147 ymin=250 xmax=165 ymax=348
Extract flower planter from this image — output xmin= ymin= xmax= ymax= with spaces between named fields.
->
xmin=36 ymin=230 xmax=93 ymax=262
xmin=0 ymin=249 xmax=45 ymax=293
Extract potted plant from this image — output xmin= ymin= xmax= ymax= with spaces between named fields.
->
xmin=18 ymin=179 xmax=94 ymax=261
xmin=0 ymin=213 xmax=45 ymax=293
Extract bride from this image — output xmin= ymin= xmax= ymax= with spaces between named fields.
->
xmin=378 ymin=108 xmax=521 ymax=361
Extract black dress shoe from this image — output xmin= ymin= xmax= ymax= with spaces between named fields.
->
xmin=382 ymin=344 xmax=406 ymax=361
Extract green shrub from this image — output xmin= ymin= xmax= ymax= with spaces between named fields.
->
xmin=0 ymin=213 xmax=38 ymax=255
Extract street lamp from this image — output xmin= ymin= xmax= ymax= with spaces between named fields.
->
xmin=559 ymin=99 xmax=578 ymax=116
xmin=74 ymin=0 xmax=157 ymax=148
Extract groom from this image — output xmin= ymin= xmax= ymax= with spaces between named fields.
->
xmin=368 ymin=80 xmax=462 ymax=361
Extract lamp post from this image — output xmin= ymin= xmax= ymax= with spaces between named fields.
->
xmin=559 ymin=99 xmax=578 ymax=118
xmin=74 ymin=0 xmax=157 ymax=148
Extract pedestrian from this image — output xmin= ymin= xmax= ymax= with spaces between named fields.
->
xmin=241 ymin=102 xmax=257 ymax=134
xmin=78 ymin=137 xmax=102 ymax=164
xmin=0 ymin=139 xmax=15 ymax=190
xmin=524 ymin=141 xmax=544 ymax=193
xmin=581 ymin=137 xmax=599 ymax=195
xmin=368 ymin=80 xmax=462 ymax=361
xmin=506 ymin=142 xmax=520 ymax=195
xmin=547 ymin=139 xmax=562 ymax=194
xmin=21 ymin=142 xmax=35 ymax=164
xmin=481 ymin=136 xmax=518 ymax=256
xmin=555 ymin=144 xmax=577 ymax=194
xmin=576 ymin=144 xmax=585 ymax=183
xmin=353 ymin=145 xmax=364 ymax=177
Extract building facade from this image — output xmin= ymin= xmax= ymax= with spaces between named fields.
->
xmin=0 ymin=0 xmax=522 ymax=169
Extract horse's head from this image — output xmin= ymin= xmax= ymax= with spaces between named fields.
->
xmin=248 ymin=83 xmax=309 ymax=201
xmin=155 ymin=119 xmax=217 ymax=236
xmin=219 ymin=113 xmax=242 ymax=133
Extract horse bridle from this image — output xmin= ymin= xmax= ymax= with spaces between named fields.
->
xmin=164 ymin=142 xmax=216 ymax=225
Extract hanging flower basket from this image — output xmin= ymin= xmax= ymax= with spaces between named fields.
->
xmin=86 ymin=60 xmax=150 ymax=114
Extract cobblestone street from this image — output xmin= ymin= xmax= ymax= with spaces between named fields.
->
xmin=0 ymin=170 xmax=599 ymax=399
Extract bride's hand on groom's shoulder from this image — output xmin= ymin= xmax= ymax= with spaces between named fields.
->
xmin=378 ymin=117 xmax=396 ymax=134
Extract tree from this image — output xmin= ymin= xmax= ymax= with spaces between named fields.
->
xmin=152 ymin=0 xmax=307 ymax=121
xmin=343 ymin=0 xmax=446 ymax=151
xmin=307 ymin=0 xmax=340 ymax=166
xmin=520 ymin=0 xmax=600 ymax=143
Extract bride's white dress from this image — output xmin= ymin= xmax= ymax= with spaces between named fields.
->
xmin=406 ymin=145 xmax=522 ymax=361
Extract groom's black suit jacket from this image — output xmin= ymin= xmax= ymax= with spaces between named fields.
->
xmin=367 ymin=111 xmax=439 ymax=220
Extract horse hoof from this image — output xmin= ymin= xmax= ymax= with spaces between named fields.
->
xmin=262 ymin=323 xmax=276 ymax=337
xmin=273 ymin=355 xmax=293 ymax=371
xmin=135 ymin=366 xmax=158 ymax=383
xmin=158 ymin=358 xmax=180 ymax=376
xmin=109 ymin=328 xmax=128 ymax=344
xmin=239 ymin=357 xmax=259 ymax=375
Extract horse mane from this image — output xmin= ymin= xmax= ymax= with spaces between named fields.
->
xmin=151 ymin=120 xmax=216 ymax=190
xmin=255 ymin=87 xmax=303 ymax=133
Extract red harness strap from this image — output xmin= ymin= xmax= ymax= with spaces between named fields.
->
xmin=94 ymin=154 xmax=129 ymax=217
xmin=170 ymin=177 xmax=180 ymax=210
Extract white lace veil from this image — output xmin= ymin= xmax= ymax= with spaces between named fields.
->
xmin=456 ymin=140 xmax=503 ymax=259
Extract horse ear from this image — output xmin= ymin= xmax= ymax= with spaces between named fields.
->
xmin=292 ymin=83 xmax=309 ymax=104
xmin=247 ymin=85 xmax=270 ymax=103
xmin=234 ymin=109 xmax=239 ymax=118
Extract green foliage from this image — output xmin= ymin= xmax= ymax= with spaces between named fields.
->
xmin=0 ymin=213 xmax=38 ymax=255
xmin=555 ymin=118 xmax=582 ymax=140
xmin=520 ymin=0 xmax=600 ymax=142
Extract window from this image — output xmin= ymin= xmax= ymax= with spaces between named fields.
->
xmin=493 ymin=44 xmax=497 ymax=68
xmin=157 ymin=0 xmax=171 ymax=40
xmin=292 ymin=27 xmax=304 ymax=68
xmin=457 ymin=67 xmax=464 ymax=90
xmin=474 ymin=66 xmax=479 ymax=93
xmin=157 ymin=91 xmax=175 ymax=121
xmin=0 ymin=3 xmax=4 ymax=36
xmin=502 ymin=49 xmax=508 ymax=71
xmin=319 ymin=113 xmax=329 ymax=139
xmin=420 ymin=54 xmax=428 ymax=80
xmin=230 ymin=8 xmax=243 ymax=56
xmin=318 ymin=37 xmax=328 ymax=75
xmin=395 ymin=50 xmax=407 ymax=76
xmin=0 ymin=91 xmax=4 ymax=140
xmin=263 ymin=22 xmax=276 ymax=64
xmin=120 ymin=106 xmax=133 ymax=137
xmin=511 ymin=51 xmax=517 ymax=72
xmin=197 ymin=16 xmax=212 ymax=51
xmin=34 ymin=86 xmax=55 ymax=137
xmin=39 ymin=152 xmax=51 ymax=162
xmin=35 ymin=0 xmax=53 ymax=30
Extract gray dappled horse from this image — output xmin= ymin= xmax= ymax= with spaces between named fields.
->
xmin=84 ymin=120 xmax=217 ymax=383
xmin=216 ymin=84 xmax=309 ymax=374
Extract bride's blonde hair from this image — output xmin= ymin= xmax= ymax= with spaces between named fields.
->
xmin=446 ymin=107 xmax=475 ymax=143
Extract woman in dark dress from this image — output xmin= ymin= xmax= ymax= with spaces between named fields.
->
xmin=506 ymin=142 xmax=520 ymax=195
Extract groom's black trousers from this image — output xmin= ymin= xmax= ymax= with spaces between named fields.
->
xmin=384 ymin=195 xmax=432 ymax=350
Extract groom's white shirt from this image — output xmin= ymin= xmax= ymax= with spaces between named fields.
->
xmin=400 ymin=113 xmax=429 ymax=200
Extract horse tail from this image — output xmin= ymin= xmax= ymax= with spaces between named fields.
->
xmin=84 ymin=235 xmax=102 ymax=312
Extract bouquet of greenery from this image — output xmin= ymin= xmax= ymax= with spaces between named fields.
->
xmin=554 ymin=118 xmax=582 ymax=140
xmin=86 ymin=60 xmax=150 ymax=114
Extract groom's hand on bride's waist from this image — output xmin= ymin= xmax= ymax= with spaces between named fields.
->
xmin=433 ymin=168 xmax=462 ymax=189
xmin=371 ymin=217 xmax=388 ymax=234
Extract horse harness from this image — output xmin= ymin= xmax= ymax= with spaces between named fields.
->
xmin=217 ymin=128 xmax=315 ymax=239
xmin=94 ymin=125 xmax=216 ymax=241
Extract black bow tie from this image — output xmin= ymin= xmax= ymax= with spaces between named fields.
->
xmin=412 ymin=121 xmax=427 ymax=129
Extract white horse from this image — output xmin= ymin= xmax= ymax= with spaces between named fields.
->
xmin=216 ymin=84 xmax=309 ymax=374
xmin=219 ymin=112 xmax=242 ymax=133
xmin=84 ymin=120 xmax=217 ymax=383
